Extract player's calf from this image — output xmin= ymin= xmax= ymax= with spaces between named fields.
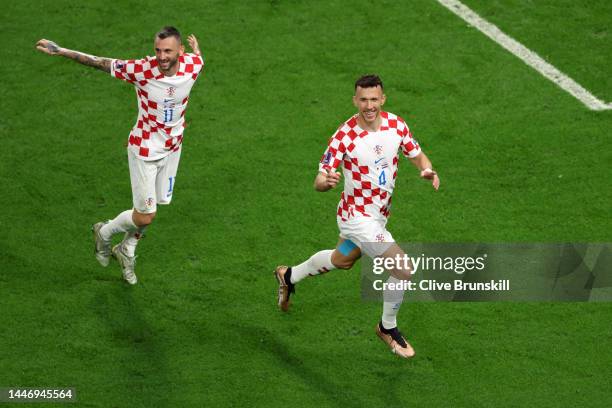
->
xmin=376 ymin=243 xmax=413 ymax=355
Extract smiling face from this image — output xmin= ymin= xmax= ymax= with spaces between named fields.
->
xmin=353 ymin=85 xmax=386 ymax=131
xmin=154 ymin=35 xmax=184 ymax=76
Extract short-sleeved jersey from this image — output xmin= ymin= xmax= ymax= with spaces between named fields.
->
xmin=318 ymin=111 xmax=421 ymax=221
xmin=110 ymin=53 xmax=204 ymax=161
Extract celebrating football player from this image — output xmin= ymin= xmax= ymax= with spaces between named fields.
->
xmin=275 ymin=75 xmax=440 ymax=358
xmin=36 ymin=27 xmax=204 ymax=284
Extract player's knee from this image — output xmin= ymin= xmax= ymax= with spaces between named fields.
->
xmin=143 ymin=212 xmax=156 ymax=225
xmin=335 ymin=262 xmax=353 ymax=270
xmin=393 ymin=268 xmax=413 ymax=281
xmin=388 ymin=260 xmax=413 ymax=281
xmin=133 ymin=211 xmax=156 ymax=227
xmin=331 ymin=254 xmax=355 ymax=270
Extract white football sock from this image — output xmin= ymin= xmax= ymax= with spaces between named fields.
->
xmin=99 ymin=209 xmax=137 ymax=241
xmin=121 ymin=227 xmax=146 ymax=257
xmin=290 ymin=250 xmax=335 ymax=284
xmin=382 ymin=275 xmax=406 ymax=330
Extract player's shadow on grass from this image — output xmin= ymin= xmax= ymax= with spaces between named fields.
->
xmin=91 ymin=287 xmax=171 ymax=407
xmin=236 ymin=322 xmax=373 ymax=408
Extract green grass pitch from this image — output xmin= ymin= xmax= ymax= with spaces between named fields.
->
xmin=1 ymin=0 xmax=611 ymax=406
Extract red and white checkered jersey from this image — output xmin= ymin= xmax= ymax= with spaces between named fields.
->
xmin=110 ymin=53 xmax=204 ymax=161
xmin=318 ymin=111 xmax=421 ymax=221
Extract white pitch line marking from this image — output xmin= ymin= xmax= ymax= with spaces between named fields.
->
xmin=437 ymin=0 xmax=612 ymax=111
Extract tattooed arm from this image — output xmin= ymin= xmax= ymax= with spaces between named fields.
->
xmin=35 ymin=39 xmax=112 ymax=73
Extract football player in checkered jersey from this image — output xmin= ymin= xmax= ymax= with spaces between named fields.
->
xmin=275 ymin=75 xmax=440 ymax=358
xmin=36 ymin=27 xmax=204 ymax=284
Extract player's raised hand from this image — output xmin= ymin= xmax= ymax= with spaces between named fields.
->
xmin=420 ymin=168 xmax=440 ymax=191
xmin=326 ymin=169 xmax=342 ymax=189
xmin=36 ymin=39 xmax=61 ymax=55
xmin=187 ymin=34 xmax=201 ymax=55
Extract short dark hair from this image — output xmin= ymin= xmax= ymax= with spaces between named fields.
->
xmin=355 ymin=74 xmax=383 ymax=90
xmin=156 ymin=26 xmax=182 ymax=43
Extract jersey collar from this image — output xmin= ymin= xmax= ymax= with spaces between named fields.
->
xmin=354 ymin=111 xmax=389 ymax=134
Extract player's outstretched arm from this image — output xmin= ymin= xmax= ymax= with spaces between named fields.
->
xmin=35 ymin=39 xmax=112 ymax=73
xmin=314 ymin=170 xmax=341 ymax=192
xmin=409 ymin=152 xmax=440 ymax=191
xmin=187 ymin=34 xmax=201 ymax=55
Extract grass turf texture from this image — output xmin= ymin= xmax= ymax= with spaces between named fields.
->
xmin=2 ymin=0 xmax=611 ymax=406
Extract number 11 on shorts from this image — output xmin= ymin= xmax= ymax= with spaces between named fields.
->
xmin=164 ymin=108 xmax=174 ymax=123
xmin=167 ymin=177 xmax=174 ymax=197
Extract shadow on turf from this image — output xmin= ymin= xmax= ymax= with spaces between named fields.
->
xmin=234 ymin=321 xmax=408 ymax=407
xmin=91 ymin=287 xmax=172 ymax=407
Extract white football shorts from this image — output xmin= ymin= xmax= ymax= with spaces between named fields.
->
xmin=337 ymin=215 xmax=395 ymax=257
xmin=128 ymin=147 xmax=181 ymax=214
